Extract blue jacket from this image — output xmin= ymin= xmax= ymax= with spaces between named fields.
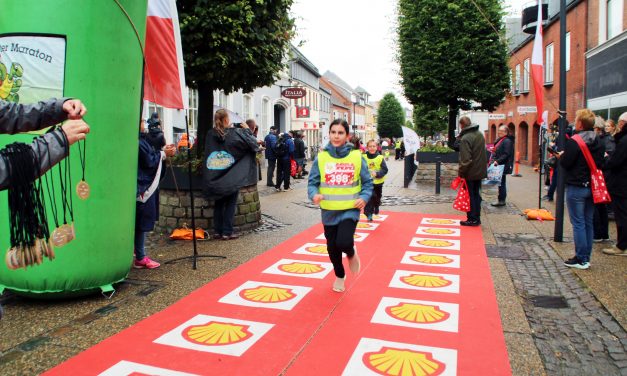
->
xmin=277 ymin=133 xmax=295 ymax=160
xmin=308 ymin=143 xmax=373 ymax=226
xmin=264 ymin=132 xmax=277 ymax=159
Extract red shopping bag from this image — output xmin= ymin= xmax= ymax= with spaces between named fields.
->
xmin=451 ymin=177 xmax=471 ymax=212
xmin=572 ymin=135 xmax=612 ymax=204
xmin=290 ymin=158 xmax=298 ymax=178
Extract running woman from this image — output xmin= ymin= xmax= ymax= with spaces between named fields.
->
xmin=308 ymin=119 xmax=373 ymax=292
xmin=363 ymin=140 xmax=388 ymax=221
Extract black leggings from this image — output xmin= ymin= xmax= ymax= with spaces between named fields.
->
xmin=365 ymin=183 xmax=383 ymax=216
xmin=323 ymin=219 xmax=357 ymax=278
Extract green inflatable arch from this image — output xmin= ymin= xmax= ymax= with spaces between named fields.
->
xmin=0 ymin=0 xmax=147 ymax=296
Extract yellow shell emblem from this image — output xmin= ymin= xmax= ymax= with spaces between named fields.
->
xmin=426 ymin=219 xmax=455 ymax=225
xmin=401 ymin=274 xmax=452 ymax=288
xmin=363 ymin=347 xmax=445 ymax=376
xmin=239 ymin=286 xmax=295 ymax=303
xmin=306 ymin=245 xmax=328 ymax=254
xmin=183 ymin=321 xmax=252 ymax=345
xmin=418 ymin=239 xmax=454 ymax=248
xmin=279 ymin=262 xmax=323 ymax=274
xmin=357 ymin=223 xmax=373 ymax=229
xmin=410 ymin=254 xmax=453 ymax=265
xmin=422 ymin=228 xmax=454 ymax=235
xmin=386 ymin=303 xmax=450 ymax=324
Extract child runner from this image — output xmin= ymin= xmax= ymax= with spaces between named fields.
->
xmin=308 ymin=119 xmax=374 ymax=292
xmin=364 ymin=140 xmax=388 ymax=221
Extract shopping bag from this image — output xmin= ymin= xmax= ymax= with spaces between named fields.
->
xmin=484 ymin=164 xmax=504 ymax=185
xmin=523 ymin=208 xmax=555 ymax=221
xmin=170 ymin=226 xmax=209 ymax=240
xmin=290 ymin=158 xmax=298 ymax=178
xmin=572 ymin=135 xmax=611 ymax=204
xmin=451 ymin=177 xmax=470 ymax=212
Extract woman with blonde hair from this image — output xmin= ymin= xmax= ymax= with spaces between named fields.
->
xmin=203 ymin=109 xmax=260 ymax=240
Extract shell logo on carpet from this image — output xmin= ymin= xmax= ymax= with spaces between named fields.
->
xmin=183 ymin=321 xmax=252 ymax=346
xmin=44 ymin=212 xmax=511 ymax=376
xmin=385 ymin=303 xmax=451 ymax=324
xmin=239 ymin=285 xmax=296 ymax=303
xmin=363 ymin=347 xmax=446 ymax=376
xmin=400 ymin=273 xmax=453 ymax=288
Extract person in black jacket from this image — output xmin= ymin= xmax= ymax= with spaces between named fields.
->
xmin=490 ymin=125 xmax=515 ymax=207
xmin=592 ymin=117 xmax=615 ymax=242
xmin=603 ymin=112 xmax=627 ymax=256
xmin=293 ymin=131 xmax=306 ymax=179
xmin=204 ymin=109 xmax=259 ymax=240
xmin=558 ymin=109 xmax=605 ymax=269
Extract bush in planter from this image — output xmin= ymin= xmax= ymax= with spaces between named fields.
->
xmin=419 ymin=144 xmax=455 ymax=153
xmin=168 ymin=151 xmax=204 ymax=175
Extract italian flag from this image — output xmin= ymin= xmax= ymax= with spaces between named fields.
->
xmin=143 ymin=0 xmax=186 ymax=109
xmin=531 ymin=0 xmax=544 ymax=124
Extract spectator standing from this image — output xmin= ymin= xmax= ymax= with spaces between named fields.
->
xmin=490 ymin=125 xmax=515 ymax=207
xmin=264 ymin=126 xmax=278 ymax=187
xmin=394 ymin=138 xmax=402 ymax=160
xmin=603 ymin=112 xmax=627 ymax=256
xmin=455 ymin=116 xmax=487 ymax=226
xmin=593 ymin=117 xmax=614 ymax=242
xmin=136 ymin=121 xmax=176 ymax=269
xmin=558 ymin=109 xmax=605 ymax=269
xmin=274 ymin=131 xmax=294 ymax=191
xmin=293 ymin=131 xmax=306 ymax=179
xmin=203 ymin=110 xmax=259 ymax=240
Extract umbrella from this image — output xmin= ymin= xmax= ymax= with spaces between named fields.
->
xmin=213 ymin=105 xmax=244 ymax=124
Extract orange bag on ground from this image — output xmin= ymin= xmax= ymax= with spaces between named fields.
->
xmin=523 ymin=209 xmax=555 ymax=221
xmin=170 ymin=226 xmax=209 ymax=240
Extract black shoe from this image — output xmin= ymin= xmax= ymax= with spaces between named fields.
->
xmin=490 ymin=201 xmax=506 ymax=207
xmin=460 ymin=220 xmax=481 ymax=227
xmin=267 ymin=183 xmax=275 ymax=187
xmin=542 ymin=195 xmax=553 ymax=202
xmin=564 ymin=256 xmax=589 ymax=269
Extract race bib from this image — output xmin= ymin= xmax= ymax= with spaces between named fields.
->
xmin=324 ymin=162 xmax=355 ymax=186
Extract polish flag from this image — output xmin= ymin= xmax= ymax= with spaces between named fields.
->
xmin=530 ymin=0 xmax=544 ymax=125
xmin=143 ymin=0 xmax=186 ymax=109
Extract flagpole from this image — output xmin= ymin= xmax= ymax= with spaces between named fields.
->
xmin=553 ymin=0 xmax=567 ymax=242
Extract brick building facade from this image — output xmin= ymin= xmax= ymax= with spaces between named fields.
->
xmin=489 ymin=0 xmax=588 ymax=166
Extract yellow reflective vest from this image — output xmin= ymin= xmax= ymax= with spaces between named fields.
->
xmin=318 ymin=150 xmax=362 ymax=210
xmin=363 ymin=154 xmax=386 ymax=184
xmin=395 ymin=140 xmax=402 ymax=149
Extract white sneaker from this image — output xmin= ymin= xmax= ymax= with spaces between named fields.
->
xmin=348 ymin=246 xmax=361 ymax=275
xmin=332 ymin=277 xmax=345 ymax=292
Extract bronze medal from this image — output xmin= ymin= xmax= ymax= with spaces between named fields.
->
xmin=51 ymin=227 xmax=68 ymax=247
xmin=76 ymin=180 xmax=90 ymax=200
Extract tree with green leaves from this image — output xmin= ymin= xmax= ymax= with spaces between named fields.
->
xmin=397 ymin=0 xmax=509 ymax=146
xmin=178 ymin=0 xmax=295 ymax=156
xmin=413 ymin=103 xmax=448 ymax=141
xmin=405 ymin=119 xmax=414 ymax=130
xmin=377 ymin=93 xmax=405 ymax=139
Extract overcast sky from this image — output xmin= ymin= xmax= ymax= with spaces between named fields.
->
xmin=291 ymin=0 xmax=528 ymax=108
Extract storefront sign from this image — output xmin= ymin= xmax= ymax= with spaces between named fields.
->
xmin=488 ymin=114 xmax=506 ymax=120
xmin=517 ymin=106 xmax=537 ymax=114
xmin=296 ymin=106 xmax=310 ymax=118
xmin=282 ymin=87 xmax=306 ymax=99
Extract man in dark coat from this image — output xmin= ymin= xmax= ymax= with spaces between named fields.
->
xmin=603 ymin=112 xmax=627 ymax=256
xmin=490 ymin=125 xmax=515 ymax=206
xmin=264 ymin=126 xmax=278 ymax=186
xmin=455 ymin=116 xmax=487 ymax=226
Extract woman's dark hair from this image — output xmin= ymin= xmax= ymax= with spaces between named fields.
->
xmin=329 ymin=119 xmax=349 ymax=135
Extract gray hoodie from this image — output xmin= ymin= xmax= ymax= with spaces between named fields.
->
xmin=0 ymin=99 xmax=70 ymax=190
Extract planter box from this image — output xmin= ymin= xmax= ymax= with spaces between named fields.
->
xmin=416 ymin=151 xmax=459 ymax=163
xmin=160 ymin=165 xmax=203 ymax=191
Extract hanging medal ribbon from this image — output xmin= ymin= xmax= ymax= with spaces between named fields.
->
xmin=76 ymin=139 xmax=90 ymax=200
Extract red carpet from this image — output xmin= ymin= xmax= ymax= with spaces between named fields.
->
xmin=45 ymin=212 xmax=511 ymax=376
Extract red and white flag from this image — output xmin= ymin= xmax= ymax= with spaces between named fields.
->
xmin=530 ymin=0 xmax=544 ymax=125
xmin=143 ymin=0 xmax=186 ymax=109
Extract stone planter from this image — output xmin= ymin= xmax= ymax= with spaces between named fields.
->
xmin=416 ymin=151 xmax=459 ymax=163
xmin=156 ymin=166 xmax=261 ymax=235
xmin=415 ymin=162 xmax=459 ymax=186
